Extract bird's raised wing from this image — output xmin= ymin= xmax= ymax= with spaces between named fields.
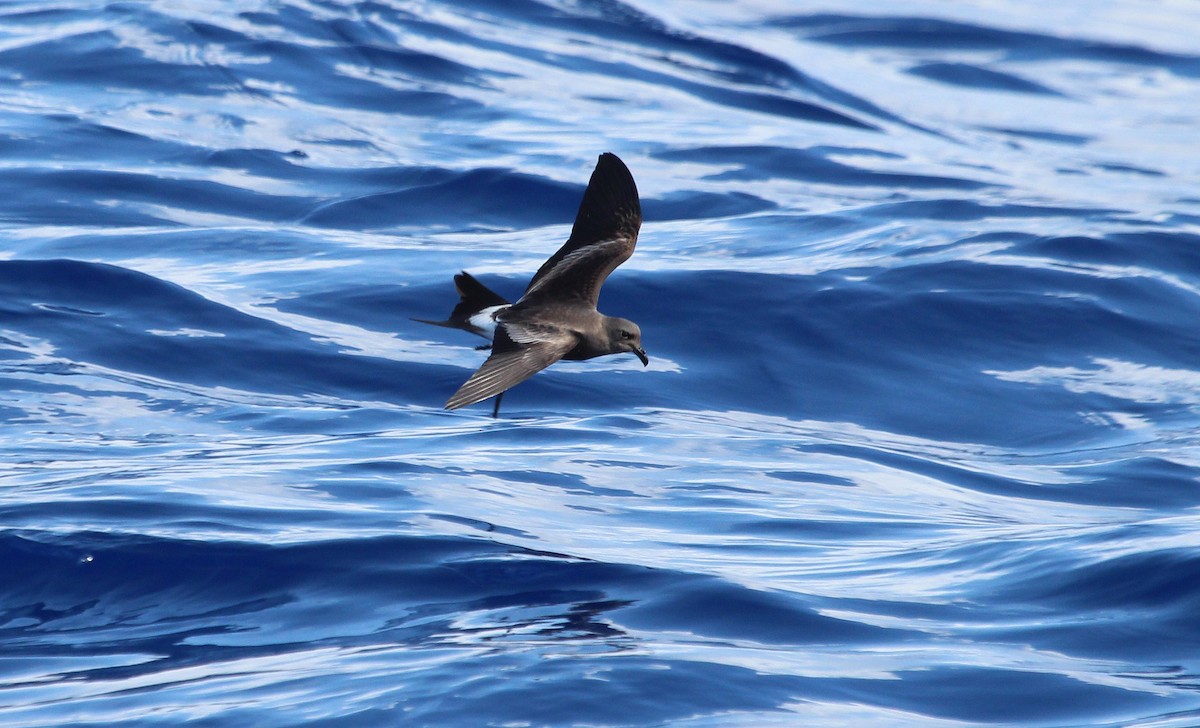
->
xmin=522 ymin=153 xmax=641 ymax=307
xmin=444 ymin=325 xmax=575 ymax=410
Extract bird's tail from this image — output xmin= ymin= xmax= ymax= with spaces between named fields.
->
xmin=411 ymin=271 xmax=510 ymax=338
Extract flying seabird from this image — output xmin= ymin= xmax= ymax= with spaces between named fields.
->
xmin=415 ymin=152 xmax=648 ymax=416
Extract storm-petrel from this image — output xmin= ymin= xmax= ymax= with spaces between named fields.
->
xmin=416 ymin=152 xmax=647 ymax=416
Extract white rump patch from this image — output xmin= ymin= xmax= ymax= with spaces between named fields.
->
xmin=468 ymin=305 xmax=507 ymax=336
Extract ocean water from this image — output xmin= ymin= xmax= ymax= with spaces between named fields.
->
xmin=3 ymin=0 xmax=1200 ymax=725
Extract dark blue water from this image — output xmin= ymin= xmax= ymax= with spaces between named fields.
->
xmin=3 ymin=1 xmax=1200 ymax=725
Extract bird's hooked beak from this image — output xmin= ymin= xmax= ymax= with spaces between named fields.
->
xmin=632 ymin=346 xmax=649 ymax=367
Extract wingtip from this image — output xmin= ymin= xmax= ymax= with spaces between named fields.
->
xmin=411 ymin=316 xmax=451 ymax=327
xmin=444 ymin=388 xmax=474 ymax=410
xmin=593 ymin=152 xmax=635 ymax=191
xmin=567 ymin=151 xmax=641 ymax=245
xmin=444 ymin=367 xmax=502 ymax=410
xmin=597 ymin=151 xmax=623 ymax=166
xmin=444 ymin=387 xmax=493 ymax=411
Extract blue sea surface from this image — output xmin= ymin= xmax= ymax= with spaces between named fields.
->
xmin=3 ymin=1 xmax=1200 ymax=725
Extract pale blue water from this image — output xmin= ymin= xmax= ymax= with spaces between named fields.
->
xmin=3 ymin=1 xmax=1200 ymax=726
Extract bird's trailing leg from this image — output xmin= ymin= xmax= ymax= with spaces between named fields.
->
xmin=491 ymin=392 xmax=504 ymax=418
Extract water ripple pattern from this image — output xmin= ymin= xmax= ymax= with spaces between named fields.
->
xmin=2 ymin=1 xmax=1200 ymax=726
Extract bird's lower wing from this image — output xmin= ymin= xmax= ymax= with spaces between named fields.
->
xmin=445 ymin=337 xmax=573 ymax=410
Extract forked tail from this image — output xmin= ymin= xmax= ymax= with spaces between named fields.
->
xmin=411 ymin=271 xmax=510 ymax=339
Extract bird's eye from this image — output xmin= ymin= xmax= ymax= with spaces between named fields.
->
xmin=621 ymin=330 xmax=633 ymax=340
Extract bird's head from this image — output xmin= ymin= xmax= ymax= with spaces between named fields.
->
xmin=605 ymin=317 xmax=648 ymax=366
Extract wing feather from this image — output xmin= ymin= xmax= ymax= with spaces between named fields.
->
xmin=445 ymin=334 xmax=574 ymax=410
xmin=522 ymin=238 xmax=630 ymax=304
xmin=522 ymin=153 xmax=640 ymax=306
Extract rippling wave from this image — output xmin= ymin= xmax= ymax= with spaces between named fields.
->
xmin=3 ymin=1 xmax=1200 ymax=725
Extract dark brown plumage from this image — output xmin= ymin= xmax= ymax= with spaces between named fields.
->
xmin=441 ymin=153 xmax=647 ymax=414
xmin=411 ymin=271 xmax=509 ymax=339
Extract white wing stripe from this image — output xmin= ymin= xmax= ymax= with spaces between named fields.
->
xmin=503 ymin=321 xmax=559 ymax=344
xmin=524 ymin=237 xmax=625 ymax=297
xmin=446 ymin=339 xmax=572 ymax=409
